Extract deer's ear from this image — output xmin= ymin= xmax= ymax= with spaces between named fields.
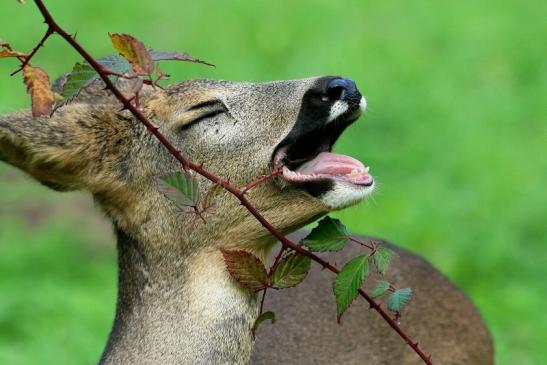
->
xmin=0 ymin=104 xmax=136 ymax=192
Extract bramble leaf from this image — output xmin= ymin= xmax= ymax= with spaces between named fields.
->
xmin=333 ymin=255 xmax=370 ymax=322
xmin=220 ymin=248 xmax=268 ymax=291
xmin=387 ymin=288 xmax=412 ymax=313
xmin=252 ymin=311 xmax=276 ymax=333
xmin=61 ymin=62 xmax=96 ymax=98
xmin=374 ymin=247 xmax=395 ymax=275
xmin=22 ymin=65 xmax=55 ymax=117
xmin=0 ymin=49 xmax=27 ymax=59
xmin=149 ymin=50 xmax=215 ymax=67
xmin=96 ymin=54 xmax=132 ymax=75
xmin=270 ymin=253 xmax=311 ymax=289
xmin=110 ymin=33 xmax=153 ymax=75
xmin=371 ymin=280 xmax=391 ymax=298
xmin=157 ymin=171 xmax=200 ymax=209
xmin=61 ymin=56 xmax=131 ymax=100
xmin=301 ymin=216 xmax=349 ymax=252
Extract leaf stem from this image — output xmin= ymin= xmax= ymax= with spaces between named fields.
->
xmin=349 ymin=236 xmax=377 ymax=251
xmin=240 ymin=167 xmax=282 ymax=194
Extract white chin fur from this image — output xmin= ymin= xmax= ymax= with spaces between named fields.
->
xmin=319 ymin=180 xmax=374 ymax=210
xmin=327 ymin=101 xmax=349 ymax=122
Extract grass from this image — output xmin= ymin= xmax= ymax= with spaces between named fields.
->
xmin=0 ymin=0 xmax=545 ymax=364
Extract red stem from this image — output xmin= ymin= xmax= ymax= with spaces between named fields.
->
xmin=268 ymin=245 xmax=287 ymax=277
xmin=349 ymin=236 xmax=376 ymax=251
xmin=10 ymin=26 xmax=53 ymax=76
xmin=240 ymin=167 xmax=282 ymax=194
xmin=28 ymin=1 xmax=433 ymax=364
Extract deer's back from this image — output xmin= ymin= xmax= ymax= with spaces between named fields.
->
xmin=251 ymin=232 xmax=493 ymax=365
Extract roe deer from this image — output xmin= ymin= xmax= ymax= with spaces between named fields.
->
xmin=0 ymin=77 xmax=493 ymax=364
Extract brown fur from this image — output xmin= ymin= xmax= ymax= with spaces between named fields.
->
xmin=0 ymin=78 xmax=493 ymax=364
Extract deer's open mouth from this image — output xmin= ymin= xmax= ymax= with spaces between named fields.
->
xmin=272 ymin=99 xmax=373 ymax=188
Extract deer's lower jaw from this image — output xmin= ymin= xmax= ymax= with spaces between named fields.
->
xmin=280 ymin=151 xmax=372 ymax=186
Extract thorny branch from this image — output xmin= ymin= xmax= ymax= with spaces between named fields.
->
xmin=19 ymin=1 xmax=433 ymax=363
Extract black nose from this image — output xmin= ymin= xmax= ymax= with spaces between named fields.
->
xmin=325 ymin=78 xmax=362 ymax=105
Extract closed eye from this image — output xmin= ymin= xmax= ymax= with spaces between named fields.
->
xmin=180 ymin=99 xmax=228 ymax=130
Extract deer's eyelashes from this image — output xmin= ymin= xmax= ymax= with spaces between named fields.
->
xmin=177 ymin=100 xmax=228 ymax=130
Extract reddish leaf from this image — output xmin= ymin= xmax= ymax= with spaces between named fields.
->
xmin=0 ymin=49 xmax=27 ymax=59
xmin=109 ymin=33 xmax=153 ymax=75
xmin=220 ymin=248 xmax=268 ymax=291
xmin=22 ymin=65 xmax=54 ymax=117
xmin=149 ymin=50 xmax=215 ymax=67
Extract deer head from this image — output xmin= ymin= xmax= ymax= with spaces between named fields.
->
xmin=0 ymin=77 xmax=373 ymax=364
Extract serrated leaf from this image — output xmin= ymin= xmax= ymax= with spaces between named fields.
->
xmin=0 ymin=49 xmax=26 ymax=58
xmin=22 ymin=65 xmax=54 ymax=117
xmin=110 ymin=33 xmax=153 ymax=75
xmin=301 ymin=216 xmax=349 ymax=252
xmin=252 ymin=311 xmax=276 ymax=332
xmin=61 ymin=56 xmax=131 ymax=100
xmin=149 ymin=50 xmax=215 ymax=67
xmin=333 ymin=255 xmax=370 ymax=322
xmin=61 ymin=62 xmax=97 ymax=99
xmin=270 ymin=253 xmax=311 ymax=289
xmin=220 ymin=248 xmax=268 ymax=291
xmin=371 ymin=280 xmax=391 ymax=298
xmin=387 ymin=288 xmax=412 ymax=313
xmin=374 ymin=247 xmax=395 ymax=275
xmin=157 ymin=171 xmax=200 ymax=209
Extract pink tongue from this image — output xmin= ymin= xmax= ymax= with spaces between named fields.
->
xmin=296 ymin=152 xmax=366 ymax=176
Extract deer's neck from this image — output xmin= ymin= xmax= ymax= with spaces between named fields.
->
xmin=100 ymin=228 xmax=258 ymax=365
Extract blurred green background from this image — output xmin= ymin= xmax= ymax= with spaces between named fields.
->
xmin=0 ymin=0 xmax=545 ymax=364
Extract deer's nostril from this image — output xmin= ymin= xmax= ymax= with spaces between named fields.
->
xmin=324 ymin=78 xmax=361 ymax=106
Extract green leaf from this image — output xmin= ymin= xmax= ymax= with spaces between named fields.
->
xmin=301 ymin=216 xmax=349 ymax=252
xmin=333 ymin=255 xmax=370 ymax=322
xmin=149 ymin=50 xmax=215 ymax=67
xmin=61 ymin=56 xmax=131 ymax=100
xmin=220 ymin=248 xmax=268 ymax=291
xmin=157 ymin=171 xmax=200 ymax=209
xmin=252 ymin=311 xmax=276 ymax=332
xmin=97 ymin=55 xmax=132 ymax=74
xmin=270 ymin=253 xmax=311 ymax=289
xmin=387 ymin=288 xmax=412 ymax=313
xmin=374 ymin=247 xmax=395 ymax=275
xmin=371 ymin=280 xmax=391 ymax=298
xmin=61 ymin=62 xmax=96 ymax=99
